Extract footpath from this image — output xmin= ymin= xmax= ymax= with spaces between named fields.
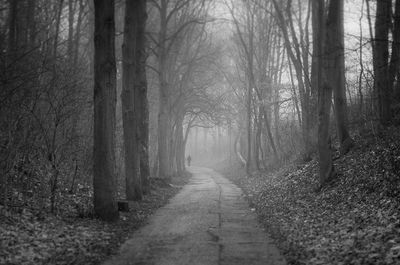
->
xmin=103 ymin=167 xmax=286 ymax=265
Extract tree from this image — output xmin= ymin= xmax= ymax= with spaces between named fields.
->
xmin=373 ymin=0 xmax=391 ymax=125
xmin=226 ymin=0 xmax=280 ymax=171
xmin=68 ymin=0 xmax=75 ymax=61
xmin=121 ymin=0 xmax=143 ymax=201
xmin=93 ymin=0 xmax=119 ymax=221
xmin=227 ymin=0 xmax=255 ymax=173
xmin=392 ymin=0 xmax=400 ymax=101
xmin=149 ymin=0 xmax=207 ymax=178
xmin=272 ymin=0 xmax=314 ymax=158
xmin=156 ymin=0 xmax=172 ymax=179
xmin=136 ymin=0 xmax=151 ymax=195
xmin=315 ymin=0 xmax=334 ymax=186
xmin=73 ymin=0 xmax=85 ymax=66
xmin=331 ymin=0 xmax=353 ymax=154
xmin=167 ymin=21 xmax=221 ymax=175
xmin=317 ymin=0 xmax=349 ymax=186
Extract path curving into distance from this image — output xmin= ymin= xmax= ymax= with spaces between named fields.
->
xmin=103 ymin=167 xmax=286 ymax=265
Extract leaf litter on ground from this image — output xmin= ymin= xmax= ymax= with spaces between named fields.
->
xmin=217 ymin=126 xmax=400 ymax=265
xmin=0 ymin=173 xmax=189 ymax=265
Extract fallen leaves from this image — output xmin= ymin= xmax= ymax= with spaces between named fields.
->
xmin=219 ymin=126 xmax=400 ymax=265
xmin=0 ymin=173 xmax=189 ymax=265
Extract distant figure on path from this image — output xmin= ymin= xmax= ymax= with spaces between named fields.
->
xmin=187 ymin=155 xmax=192 ymax=166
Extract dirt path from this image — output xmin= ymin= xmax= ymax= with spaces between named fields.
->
xmin=103 ymin=167 xmax=286 ymax=265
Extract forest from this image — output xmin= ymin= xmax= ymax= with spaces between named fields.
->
xmin=1 ymin=0 xmax=400 ymax=264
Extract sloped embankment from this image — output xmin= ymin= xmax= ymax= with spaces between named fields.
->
xmin=218 ymin=128 xmax=400 ymax=265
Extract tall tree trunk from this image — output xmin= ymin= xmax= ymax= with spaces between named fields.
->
xmin=254 ymin=109 xmax=262 ymax=170
xmin=73 ymin=0 xmax=84 ymax=66
xmin=122 ymin=0 xmax=144 ymax=201
xmin=311 ymin=0 xmax=321 ymax=120
xmin=390 ymin=0 xmax=400 ymax=101
xmin=246 ymin=82 xmax=252 ymax=174
xmin=27 ymin=0 xmax=36 ymax=47
xmin=253 ymin=85 xmax=278 ymax=159
xmin=175 ymin=116 xmax=184 ymax=175
xmin=358 ymin=0 xmax=365 ymax=118
xmin=169 ymin=125 xmax=177 ymax=174
xmin=316 ymin=0 xmax=335 ymax=186
xmin=53 ymin=0 xmax=64 ymax=60
xmin=93 ymin=0 xmax=119 ymax=221
xmin=273 ymin=85 xmax=280 ymax=146
xmin=67 ymin=0 xmax=75 ymax=61
xmin=272 ymin=0 xmax=312 ymax=157
xmin=261 ymin=105 xmax=278 ymax=159
xmin=8 ymin=0 xmax=18 ymax=54
xmin=314 ymin=0 xmax=344 ymax=186
xmin=157 ymin=0 xmax=171 ymax=179
xmin=373 ymin=0 xmax=391 ymax=125
xmin=87 ymin=0 xmax=95 ymax=77
xmin=246 ymin=7 xmax=255 ymax=174
xmin=288 ymin=60 xmax=302 ymax=127
xmin=134 ymin=0 xmax=150 ymax=195
xmin=332 ymin=0 xmax=353 ymax=154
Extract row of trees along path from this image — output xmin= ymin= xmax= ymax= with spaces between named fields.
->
xmin=92 ymin=0 xmax=400 ymax=219
xmin=2 ymin=0 xmax=400 ymax=228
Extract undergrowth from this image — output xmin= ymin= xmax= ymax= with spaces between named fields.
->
xmin=0 ymin=173 xmax=189 ymax=265
xmin=218 ymin=126 xmax=400 ymax=265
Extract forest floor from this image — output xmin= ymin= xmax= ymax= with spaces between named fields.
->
xmin=215 ymin=126 xmax=400 ymax=265
xmin=0 ymin=173 xmax=189 ymax=265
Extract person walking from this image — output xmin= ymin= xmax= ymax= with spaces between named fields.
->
xmin=187 ymin=155 xmax=192 ymax=166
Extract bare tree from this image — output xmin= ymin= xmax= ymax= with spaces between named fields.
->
xmin=317 ymin=0 xmax=348 ymax=186
xmin=393 ymin=0 xmax=400 ymax=101
xmin=121 ymin=0 xmax=143 ymax=201
xmin=149 ymin=0 xmax=207 ymax=178
xmin=272 ymin=0 xmax=314 ymax=158
xmin=93 ymin=0 xmax=119 ymax=221
xmin=332 ymin=0 xmax=353 ymax=154
xmin=137 ymin=0 xmax=151 ymax=195
xmin=373 ymin=0 xmax=391 ymax=125
xmin=68 ymin=0 xmax=76 ymax=61
xmin=226 ymin=0 xmax=280 ymax=171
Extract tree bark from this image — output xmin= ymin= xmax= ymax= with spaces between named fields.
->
xmin=288 ymin=60 xmax=302 ymax=127
xmin=246 ymin=9 xmax=254 ymax=173
xmin=254 ymin=109 xmax=262 ymax=170
xmin=316 ymin=0 xmax=335 ymax=186
xmin=157 ymin=0 xmax=172 ymax=179
xmin=311 ymin=0 xmax=321 ymax=121
xmin=246 ymin=80 xmax=252 ymax=174
xmin=53 ymin=0 xmax=64 ymax=60
xmin=93 ymin=0 xmax=119 ymax=221
xmin=8 ymin=0 xmax=18 ymax=54
xmin=358 ymin=0 xmax=365 ymax=118
xmin=390 ymin=0 xmax=400 ymax=101
xmin=331 ymin=0 xmax=354 ymax=154
xmin=373 ymin=0 xmax=391 ymax=125
xmin=134 ymin=0 xmax=150 ymax=195
xmin=175 ymin=116 xmax=184 ymax=175
xmin=27 ymin=0 xmax=36 ymax=47
xmin=122 ymin=0 xmax=144 ymax=201
xmin=73 ymin=0 xmax=84 ymax=66
xmin=68 ymin=0 xmax=75 ymax=61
